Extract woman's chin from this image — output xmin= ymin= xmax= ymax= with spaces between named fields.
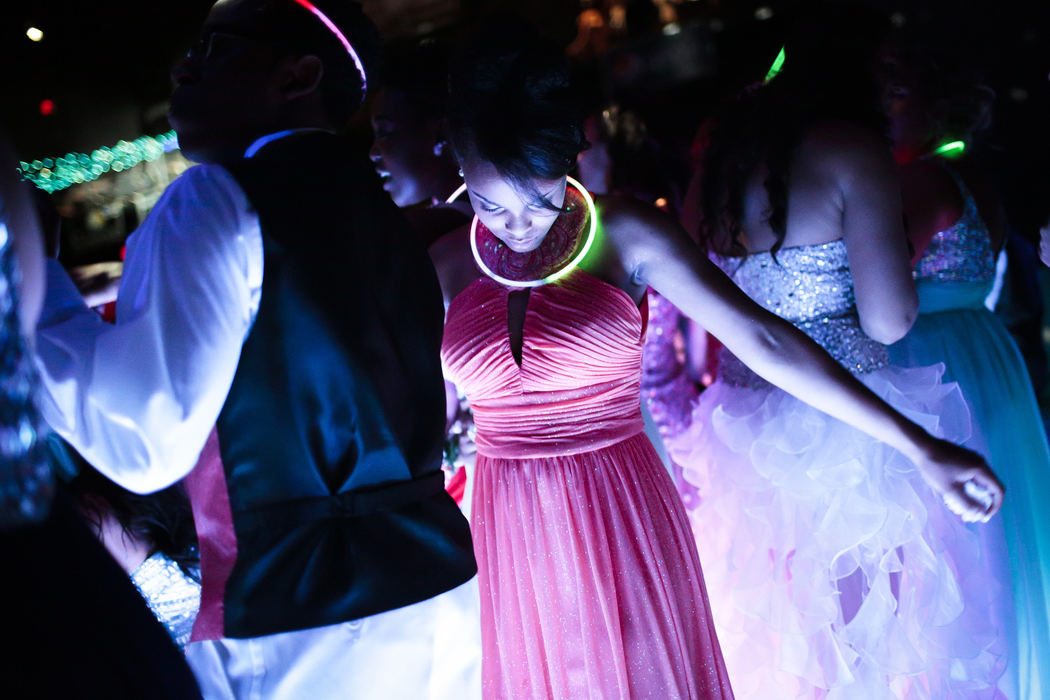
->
xmin=501 ymin=236 xmax=544 ymax=253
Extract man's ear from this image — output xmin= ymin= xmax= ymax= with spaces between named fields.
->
xmin=278 ymin=54 xmax=324 ymax=100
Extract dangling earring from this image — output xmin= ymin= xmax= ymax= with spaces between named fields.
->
xmin=458 ymin=167 xmax=464 ymax=178
xmin=433 ymin=140 xmax=447 ymax=157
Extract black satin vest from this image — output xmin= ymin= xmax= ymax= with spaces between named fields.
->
xmin=217 ymin=132 xmax=475 ymax=638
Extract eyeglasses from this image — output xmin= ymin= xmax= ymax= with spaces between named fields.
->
xmin=186 ymin=30 xmax=275 ymax=62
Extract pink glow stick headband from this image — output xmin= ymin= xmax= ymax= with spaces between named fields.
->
xmin=290 ymin=0 xmax=367 ymax=94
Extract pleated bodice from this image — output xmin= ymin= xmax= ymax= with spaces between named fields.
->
xmin=441 ymin=270 xmax=648 ymax=460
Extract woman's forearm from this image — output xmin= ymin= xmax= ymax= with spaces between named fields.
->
xmin=620 ymin=206 xmax=934 ymax=465
xmin=730 ymin=314 xmax=930 ymax=463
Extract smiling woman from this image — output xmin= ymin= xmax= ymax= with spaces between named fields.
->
xmin=368 ymin=40 xmax=463 ymax=209
xmin=436 ymin=24 xmax=735 ymax=700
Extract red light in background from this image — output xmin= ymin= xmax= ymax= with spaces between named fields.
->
xmin=39 ymin=99 xmax=55 ymax=116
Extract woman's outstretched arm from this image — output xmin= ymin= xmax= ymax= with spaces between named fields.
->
xmin=603 ymin=200 xmax=1003 ymax=523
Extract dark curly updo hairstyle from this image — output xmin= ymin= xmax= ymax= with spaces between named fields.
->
xmin=447 ymin=20 xmax=589 ymax=209
xmin=380 ymin=38 xmax=452 ymax=120
xmin=699 ymin=4 xmax=891 ymax=258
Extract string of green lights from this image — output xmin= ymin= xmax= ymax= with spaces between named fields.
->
xmin=19 ymin=131 xmax=180 ymax=193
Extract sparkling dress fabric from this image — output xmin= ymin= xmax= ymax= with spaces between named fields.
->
xmin=641 ymin=289 xmax=702 ymax=510
xmin=130 ymin=552 xmax=201 ymax=650
xmin=680 ymin=241 xmax=1010 ymax=699
xmin=0 ymin=223 xmax=52 ymax=530
xmin=889 ymin=171 xmax=1050 ymax=698
xmin=442 ymin=270 xmax=733 ymax=700
xmin=641 ymin=292 xmax=697 ymax=442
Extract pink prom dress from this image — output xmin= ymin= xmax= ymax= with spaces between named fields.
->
xmin=442 ymin=269 xmax=733 ymax=699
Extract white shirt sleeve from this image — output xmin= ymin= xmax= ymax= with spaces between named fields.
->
xmin=35 ymin=164 xmax=263 ymax=494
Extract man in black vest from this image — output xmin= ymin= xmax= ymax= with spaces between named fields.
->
xmin=34 ymin=1 xmax=480 ymax=696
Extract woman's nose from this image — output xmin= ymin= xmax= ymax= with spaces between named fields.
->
xmin=504 ymin=212 xmax=531 ymax=234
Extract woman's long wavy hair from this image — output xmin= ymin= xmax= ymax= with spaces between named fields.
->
xmin=698 ymin=5 xmax=891 ymax=258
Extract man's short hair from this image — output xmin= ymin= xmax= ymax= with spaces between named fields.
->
xmin=256 ymin=0 xmax=381 ymax=127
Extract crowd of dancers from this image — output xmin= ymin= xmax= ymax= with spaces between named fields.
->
xmin=2 ymin=1 xmax=1048 ymax=698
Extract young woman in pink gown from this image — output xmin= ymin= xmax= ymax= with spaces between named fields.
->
xmin=431 ymin=24 xmax=1003 ymax=700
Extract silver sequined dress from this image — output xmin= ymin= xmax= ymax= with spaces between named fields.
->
xmin=678 ymin=239 xmax=1009 ymax=698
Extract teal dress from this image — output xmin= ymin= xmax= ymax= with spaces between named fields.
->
xmin=889 ymin=170 xmax=1050 ymax=698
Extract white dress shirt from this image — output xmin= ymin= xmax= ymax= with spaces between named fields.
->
xmin=35 ymin=162 xmax=263 ymax=494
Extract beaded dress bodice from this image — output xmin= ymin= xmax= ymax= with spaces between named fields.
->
xmin=715 ymin=240 xmax=887 ymax=386
xmin=913 ymin=170 xmax=995 ymax=285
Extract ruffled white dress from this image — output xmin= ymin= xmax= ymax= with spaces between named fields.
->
xmin=681 ymin=241 xmax=1012 ymax=699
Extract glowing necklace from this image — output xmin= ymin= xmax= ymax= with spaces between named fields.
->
xmin=447 ymin=176 xmax=599 ymax=288
xmin=445 ymin=182 xmax=467 ymax=204
xmin=932 ymin=140 xmax=966 ymax=158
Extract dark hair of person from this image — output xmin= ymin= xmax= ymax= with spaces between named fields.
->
xmin=380 ymin=38 xmax=452 ymax=120
xmin=594 ymin=103 xmax=687 ymax=213
xmin=69 ymin=462 xmax=200 ymax=582
xmin=448 ymin=20 xmax=589 ymax=210
xmin=699 ymin=4 xmax=891 ymax=258
xmin=251 ymin=0 xmax=381 ymax=128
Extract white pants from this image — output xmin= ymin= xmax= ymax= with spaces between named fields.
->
xmin=185 ymin=577 xmax=481 ymax=700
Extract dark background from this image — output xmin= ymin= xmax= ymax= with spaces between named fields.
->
xmin=2 ymin=0 xmax=1047 ymax=233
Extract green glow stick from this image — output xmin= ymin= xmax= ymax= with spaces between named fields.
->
xmin=764 ymin=46 xmax=786 ymax=82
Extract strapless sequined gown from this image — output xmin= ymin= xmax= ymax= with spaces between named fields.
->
xmin=889 ymin=170 xmax=1050 ymax=697
xmin=442 ymin=271 xmax=733 ymax=700
xmin=680 ymin=241 xmax=1009 ymax=699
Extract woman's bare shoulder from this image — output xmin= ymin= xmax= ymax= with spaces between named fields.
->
xmin=796 ymin=120 xmax=897 ymax=196
xmin=592 ymin=193 xmax=698 ymax=299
